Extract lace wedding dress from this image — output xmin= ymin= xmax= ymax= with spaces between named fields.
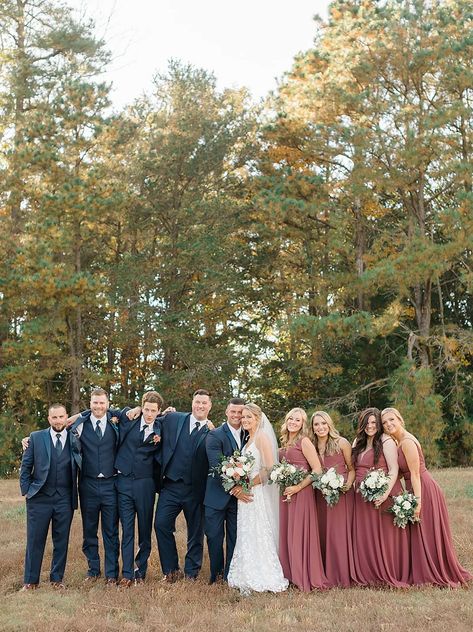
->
xmin=227 ymin=441 xmax=289 ymax=594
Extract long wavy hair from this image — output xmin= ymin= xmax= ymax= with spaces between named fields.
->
xmin=279 ymin=408 xmax=308 ymax=447
xmin=352 ymin=407 xmax=383 ymax=465
xmin=310 ymin=411 xmax=341 ymax=456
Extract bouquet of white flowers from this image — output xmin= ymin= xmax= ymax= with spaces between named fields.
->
xmin=388 ymin=491 xmax=419 ymax=528
xmin=359 ymin=468 xmax=390 ymax=503
xmin=268 ymin=459 xmax=307 ymax=501
xmin=210 ymin=450 xmax=255 ymax=493
xmin=311 ymin=467 xmax=345 ymax=507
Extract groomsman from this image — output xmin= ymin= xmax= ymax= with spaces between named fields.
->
xmin=70 ymin=388 xmax=124 ymax=584
xmin=20 ymin=403 xmax=79 ymax=590
xmin=204 ymin=397 xmax=251 ymax=583
xmin=154 ymin=389 xmax=211 ymax=581
xmin=114 ymin=390 xmax=163 ymax=586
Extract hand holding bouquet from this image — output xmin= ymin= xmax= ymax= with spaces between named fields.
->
xmin=311 ymin=467 xmax=345 ymax=507
xmin=388 ymin=491 xmax=419 ymax=528
xmin=268 ymin=459 xmax=307 ymax=501
xmin=210 ymin=450 xmax=255 ymax=493
xmin=359 ymin=468 xmax=390 ymax=504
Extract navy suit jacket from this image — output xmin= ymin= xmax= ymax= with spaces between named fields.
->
xmin=204 ymin=423 xmax=245 ymax=510
xmin=115 ymin=407 xmax=162 ymax=478
xmin=20 ymin=428 xmax=79 ymax=509
xmin=159 ymin=411 xmax=209 ymax=501
xmin=69 ymin=408 xmax=120 ymax=470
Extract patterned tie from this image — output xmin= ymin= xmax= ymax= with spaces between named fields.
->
xmin=191 ymin=421 xmax=201 ymax=436
xmin=55 ymin=433 xmax=62 ymax=455
xmin=95 ymin=419 xmax=102 ymax=440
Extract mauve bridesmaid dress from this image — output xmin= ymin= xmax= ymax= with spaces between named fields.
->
xmin=398 ymin=440 xmax=472 ymax=587
xmin=316 ymin=449 xmax=356 ymax=587
xmin=352 ymin=444 xmax=410 ymax=587
xmin=278 ymin=441 xmax=328 ymax=591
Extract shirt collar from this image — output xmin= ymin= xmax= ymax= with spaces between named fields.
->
xmin=140 ymin=415 xmax=154 ymax=431
xmin=190 ymin=414 xmax=206 ymax=429
xmin=227 ymin=423 xmax=242 ymax=441
xmin=91 ymin=414 xmax=106 ymax=424
xmin=50 ymin=427 xmax=67 ymax=441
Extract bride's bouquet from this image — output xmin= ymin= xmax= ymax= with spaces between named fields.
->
xmin=359 ymin=468 xmax=390 ymax=503
xmin=311 ymin=467 xmax=345 ymax=507
xmin=388 ymin=491 xmax=419 ymax=528
xmin=210 ymin=450 xmax=255 ymax=493
xmin=268 ymin=459 xmax=307 ymax=501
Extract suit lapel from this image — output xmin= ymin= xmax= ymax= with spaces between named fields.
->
xmin=223 ymin=423 xmax=238 ymax=452
xmin=42 ymin=428 xmax=52 ymax=465
xmin=174 ymin=413 xmax=188 ymax=449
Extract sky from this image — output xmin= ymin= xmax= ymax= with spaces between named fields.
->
xmin=68 ymin=0 xmax=330 ymax=109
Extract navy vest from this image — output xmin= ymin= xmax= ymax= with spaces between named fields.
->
xmin=80 ymin=419 xmax=116 ymax=478
xmin=166 ymin=424 xmax=200 ymax=484
xmin=42 ymin=435 xmax=73 ymax=496
xmin=115 ymin=423 xmax=156 ymax=479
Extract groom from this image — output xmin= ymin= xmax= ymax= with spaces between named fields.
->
xmin=204 ymin=397 xmax=252 ymax=583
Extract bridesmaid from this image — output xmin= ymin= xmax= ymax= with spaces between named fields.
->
xmin=278 ymin=408 xmax=328 ymax=591
xmin=382 ymin=407 xmax=472 ymax=587
xmin=311 ymin=411 xmax=356 ymax=587
xmin=352 ymin=408 xmax=410 ymax=587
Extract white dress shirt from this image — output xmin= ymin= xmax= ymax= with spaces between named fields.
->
xmin=189 ymin=415 xmax=207 ymax=434
xmin=227 ymin=423 xmax=242 ymax=450
xmin=90 ymin=414 xmax=107 ymax=436
xmin=140 ymin=416 xmax=155 ymax=441
xmin=49 ymin=427 xmax=67 ymax=449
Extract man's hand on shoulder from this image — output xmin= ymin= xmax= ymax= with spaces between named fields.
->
xmin=21 ymin=436 xmax=30 ymax=451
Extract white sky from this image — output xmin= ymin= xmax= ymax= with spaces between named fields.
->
xmin=68 ymin=0 xmax=330 ymax=109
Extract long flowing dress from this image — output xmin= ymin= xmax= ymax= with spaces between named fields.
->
xmin=278 ymin=441 xmax=328 ymax=591
xmin=398 ymin=439 xmax=472 ymax=587
xmin=316 ymin=449 xmax=355 ymax=587
xmin=227 ymin=442 xmax=288 ymax=594
xmin=352 ymin=445 xmax=410 ymax=587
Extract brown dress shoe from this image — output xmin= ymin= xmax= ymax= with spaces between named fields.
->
xmin=20 ymin=583 xmax=38 ymax=591
xmin=105 ymin=577 xmax=118 ymax=587
xmin=161 ymin=570 xmax=184 ymax=583
xmin=50 ymin=582 xmax=66 ymax=590
xmin=118 ymin=578 xmax=132 ymax=587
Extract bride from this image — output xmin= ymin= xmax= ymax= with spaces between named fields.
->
xmin=227 ymin=403 xmax=288 ymax=594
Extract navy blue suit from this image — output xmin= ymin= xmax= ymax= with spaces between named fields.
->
xmin=20 ymin=428 xmax=79 ymax=584
xmin=154 ymin=412 xmax=209 ymax=578
xmin=114 ymin=410 xmax=161 ymax=580
xmin=204 ymin=423 xmax=246 ymax=582
xmin=70 ymin=410 xmax=120 ymax=579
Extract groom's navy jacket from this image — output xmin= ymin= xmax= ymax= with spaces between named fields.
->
xmin=20 ymin=428 xmax=79 ymax=508
xmin=159 ymin=412 xmax=209 ymax=502
xmin=204 ymin=422 xmax=243 ymax=510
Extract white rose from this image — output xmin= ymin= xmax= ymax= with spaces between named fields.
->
xmin=225 ymin=467 xmax=235 ymax=477
xmin=402 ymin=501 xmax=412 ymax=510
xmin=288 ymin=465 xmax=296 ymax=474
xmin=321 ymin=474 xmax=328 ymax=484
xmin=270 ymin=471 xmax=279 ymax=482
xmin=235 ymin=467 xmax=245 ymax=477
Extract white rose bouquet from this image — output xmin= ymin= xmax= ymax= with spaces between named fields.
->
xmin=210 ymin=450 xmax=255 ymax=493
xmin=311 ymin=467 xmax=345 ymax=507
xmin=268 ymin=459 xmax=307 ymax=501
xmin=388 ymin=491 xmax=419 ymax=528
xmin=359 ymin=468 xmax=390 ymax=504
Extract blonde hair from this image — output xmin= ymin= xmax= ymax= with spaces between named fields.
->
xmin=280 ymin=408 xmax=308 ymax=447
xmin=381 ymin=407 xmax=405 ymax=426
xmin=310 ymin=410 xmax=341 ymax=456
xmin=242 ymin=403 xmax=262 ymax=427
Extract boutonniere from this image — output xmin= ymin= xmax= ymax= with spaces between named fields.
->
xmin=147 ymin=434 xmax=160 ymax=445
xmin=110 ymin=416 xmax=119 ymax=425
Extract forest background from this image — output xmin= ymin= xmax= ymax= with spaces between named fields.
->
xmin=0 ymin=0 xmax=472 ymax=475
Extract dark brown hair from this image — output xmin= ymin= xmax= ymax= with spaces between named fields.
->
xmin=142 ymin=390 xmax=164 ymax=408
xmin=193 ymin=389 xmax=211 ymax=399
xmin=352 ymin=408 xmax=383 ymax=466
xmin=227 ymin=397 xmax=246 ymax=406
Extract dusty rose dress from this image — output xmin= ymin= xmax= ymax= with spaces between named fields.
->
xmin=398 ymin=440 xmax=472 ymax=587
xmin=352 ymin=444 xmax=410 ymax=587
xmin=316 ymin=449 xmax=355 ymax=587
xmin=278 ymin=442 xmax=328 ymax=591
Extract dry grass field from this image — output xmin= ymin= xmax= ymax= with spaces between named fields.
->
xmin=0 ymin=469 xmax=472 ymax=632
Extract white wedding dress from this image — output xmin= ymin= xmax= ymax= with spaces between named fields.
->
xmin=227 ymin=442 xmax=289 ymax=594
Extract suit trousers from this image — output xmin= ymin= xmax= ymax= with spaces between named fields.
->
xmin=117 ymin=475 xmax=156 ymax=579
xmin=204 ymin=499 xmax=238 ymax=582
xmin=24 ymin=491 xmax=73 ymax=584
xmin=79 ymin=476 xmax=119 ymax=578
xmin=154 ymin=479 xmax=204 ymax=578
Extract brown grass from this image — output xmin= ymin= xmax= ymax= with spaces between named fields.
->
xmin=1 ymin=468 xmax=472 ymax=632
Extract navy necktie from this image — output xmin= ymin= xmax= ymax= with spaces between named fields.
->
xmin=95 ymin=420 xmax=102 ymax=440
xmin=55 ymin=433 xmax=62 ymax=455
xmin=191 ymin=421 xmax=201 ymax=436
